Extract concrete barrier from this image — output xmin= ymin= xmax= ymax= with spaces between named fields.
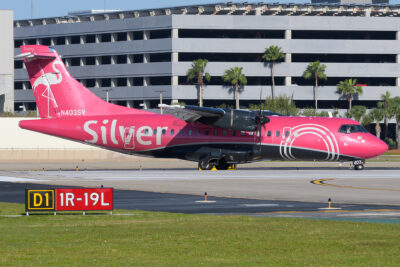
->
xmin=0 ymin=118 xmax=136 ymax=162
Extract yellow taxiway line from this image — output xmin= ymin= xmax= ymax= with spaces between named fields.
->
xmin=311 ymin=178 xmax=400 ymax=192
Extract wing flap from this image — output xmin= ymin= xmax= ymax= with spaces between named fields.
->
xmin=160 ymin=104 xmax=224 ymax=122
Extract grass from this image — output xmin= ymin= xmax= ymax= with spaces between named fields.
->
xmin=1 ymin=202 xmax=400 ymax=266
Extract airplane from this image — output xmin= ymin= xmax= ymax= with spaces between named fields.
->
xmin=16 ymin=45 xmax=388 ymax=170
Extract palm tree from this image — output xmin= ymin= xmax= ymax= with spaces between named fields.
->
xmin=337 ymin=78 xmax=363 ymax=112
xmin=186 ymin=59 xmax=211 ymax=107
xmin=369 ymin=108 xmax=385 ymax=139
xmin=222 ymin=67 xmax=247 ymax=109
xmin=378 ymin=91 xmax=393 ymax=139
xmin=348 ymin=105 xmax=367 ymax=123
xmin=303 ymin=61 xmax=327 ymax=111
xmin=262 ymin=45 xmax=285 ymax=99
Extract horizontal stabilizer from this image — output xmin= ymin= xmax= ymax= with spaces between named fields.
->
xmin=15 ymin=52 xmax=56 ymax=62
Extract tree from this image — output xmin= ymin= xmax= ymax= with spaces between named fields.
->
xmin=303 ymin=61 xmax=327 ymax=111
xmin=262 ymin=45 xmax=285 ymax=99
xmin=348 ymin=105 xmax=367 ymax=123
xmin=301 ymin=108 xmax=331 ymax=117
xmin=186 ymin=59 xmax=211 ymax=107
xmin=337 ymin=78 xmax=363 ymax=112
xmin=390 ymin=97 xmax=400 ymax=149
xmin=248 ymin=95 xmax=298 ymax=116
xmin=222 ymin=66 xmax=247 ymax=109
xmin=368 ymin=108 xmax=385 ymax=139
xmin=377 ymin=91 xmax=393 ymax=139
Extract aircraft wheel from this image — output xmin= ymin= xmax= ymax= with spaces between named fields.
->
xmin=354 ymin=164 xmax=364 ymax=170
xmin=198 ymin=160 xmax=213 ymax=170
xmin=216 ymin=162 xmax=230 ymax=170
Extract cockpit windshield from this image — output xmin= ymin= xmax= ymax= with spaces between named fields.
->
xmin=338 ymin=124 xmax=368 ymax=134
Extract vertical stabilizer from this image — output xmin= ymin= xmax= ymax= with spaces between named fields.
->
xmin=17 ymin=45 xmax=149 ymax=118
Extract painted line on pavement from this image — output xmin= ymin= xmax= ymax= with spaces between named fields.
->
xmin=311 ymin=178 xmax=400 ymax=192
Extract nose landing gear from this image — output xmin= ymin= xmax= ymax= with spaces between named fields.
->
xmin=353 ymin=160 xmax=365 ymax=170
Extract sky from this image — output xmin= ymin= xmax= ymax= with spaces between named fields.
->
xmin=1 ymin=0 xmax=399 ymax=20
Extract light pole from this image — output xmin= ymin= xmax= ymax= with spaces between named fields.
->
xmin=156 ymin=90 xmax=165 ymax=114
xmin=102 ymin=88 xmax=113 ymax=103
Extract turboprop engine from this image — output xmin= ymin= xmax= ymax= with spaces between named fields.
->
xmin=197 ymin=108 xmax=273 ymax=132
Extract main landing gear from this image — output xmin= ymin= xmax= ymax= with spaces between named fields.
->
xmin=198 ymin=159 xmax=237 ymax=171
xmin=353 ymin=160 xmax=365 ymax=170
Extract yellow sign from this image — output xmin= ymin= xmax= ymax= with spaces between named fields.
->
xmin=26 ymin=189 xmax=55 ymax=211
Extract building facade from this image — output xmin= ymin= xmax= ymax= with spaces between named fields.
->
xmin=12 ymin=3 xmax=400 ymax=112
xmin=0 ymin=10 xmax=14 ymax=113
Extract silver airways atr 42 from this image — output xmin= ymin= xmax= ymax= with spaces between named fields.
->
xmin=16 ymin=45 xmax=388 ymax=170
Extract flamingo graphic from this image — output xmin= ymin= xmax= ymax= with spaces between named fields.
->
xmin=32 ymin=60 xmax=63 ymax=118
xmin=32 ymin=60 xmax=63 ymax=91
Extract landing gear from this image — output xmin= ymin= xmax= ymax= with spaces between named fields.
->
xmin=353 ymin=160 xmax=365 ymax=171
xmin=215 ymin=159 xmax=230 ymax=170
xmin=198 ymin=158 xmax=237 ymax=171
xmin=198 ymin=160 xmax=215 ymax=170
xmin=354 ymin=164 xmax=364 ymax=170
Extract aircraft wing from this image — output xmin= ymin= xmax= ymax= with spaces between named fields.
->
xmin=160 ymin=104 xmax=278 ymax=131
xmin=160 ymin=104 xmax=225 ymax=123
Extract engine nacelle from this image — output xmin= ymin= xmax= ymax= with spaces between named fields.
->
xmin=198 ymin=109 xmax=264 ymax=132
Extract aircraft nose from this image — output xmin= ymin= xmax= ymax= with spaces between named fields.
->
xmin=370 ymin=137 xmax=388 ymax=157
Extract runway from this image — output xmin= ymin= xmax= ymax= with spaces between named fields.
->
xmin=1 ymin=167 xmax=400 ymax=222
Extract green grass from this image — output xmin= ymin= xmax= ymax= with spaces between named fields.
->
xmin=1 ymin=202 xmax=400 ymax=266
xmin=367 ymin=154 xmax=400 ymax=162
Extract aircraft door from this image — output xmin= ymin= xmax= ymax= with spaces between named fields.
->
xmin=123 ymin=126 xmax=135 ymax=149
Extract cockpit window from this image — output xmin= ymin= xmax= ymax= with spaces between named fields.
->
xmin=338 ymin=124 xmax=368 ymax=134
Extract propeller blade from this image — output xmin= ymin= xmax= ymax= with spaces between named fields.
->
xmin=258 ymin=88 xmax=263 ymax=153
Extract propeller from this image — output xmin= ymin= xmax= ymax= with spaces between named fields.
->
xmin=255 ymin=88 xmax=269 ymax=154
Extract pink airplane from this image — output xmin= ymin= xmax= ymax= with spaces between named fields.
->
xmin=16 ymin=45 xmax=387 ymax=170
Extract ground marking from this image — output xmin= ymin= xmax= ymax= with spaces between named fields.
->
xmin=311 ymin=178 xmax=400 ymax=191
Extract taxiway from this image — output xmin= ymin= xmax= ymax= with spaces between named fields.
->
xmin=1 ymin=167 xmax=400 ymax=222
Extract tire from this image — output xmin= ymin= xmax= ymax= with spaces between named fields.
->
xmin=216 ymin=162 xmax=230 ymax=170
xmin=198 ymin=160 xmax=213 ymax=170
xmin=354 ymin=164 xmax=364 ymax=170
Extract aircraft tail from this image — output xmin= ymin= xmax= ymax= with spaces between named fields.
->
xmin=17 ymin=45 xmax=149 ymax=118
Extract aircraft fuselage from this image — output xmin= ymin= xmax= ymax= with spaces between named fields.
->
xmin=20 ymin=113 xmax=388 ymax=165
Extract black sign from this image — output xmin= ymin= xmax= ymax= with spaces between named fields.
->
xmin=25 ymin=189 xmax=55 ymax=211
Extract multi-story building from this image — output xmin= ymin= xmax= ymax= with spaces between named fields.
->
xmin=0 ymin=10 xmax=13 ymax=113
xmin=12 ymin=3 xmax=400 ymax=113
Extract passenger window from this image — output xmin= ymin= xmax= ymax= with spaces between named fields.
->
xmin=153 ymin=129 xmax=157 ymax=135
xmin=214 ymin=130 xmax=218 ymax=136
xmin=178 ymin=130 xmax=183 ymax=135
xmin=267 ymin=131 xmax=271 ymax=137
xmin=162 ymin=129 xmax=166 ymax=135
xmin=170 ymin=129 xmax=175 ymax=135
xmin=188 ymin=130 xmax=192 ymax=136
xmin=204 ymin=130 xmax=209 ymax=136
xmin=285 ymin=131 xmax=289 ymax=137
xmin=223 ymin=130 xmax=227 ymax=136
xmin=196 ymin=130 xmax=200 ymax=136
xmin=232 ymin=130 xmax=236 ymax=136
xmin=276 ymin=131 xmax=280 ymax=137
xmin=144 ymin=129 xmax=149 ymax=134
